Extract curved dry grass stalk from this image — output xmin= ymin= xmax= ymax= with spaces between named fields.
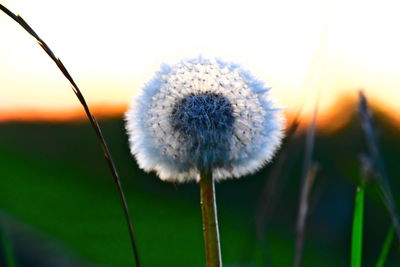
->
xmin=0 ymin=4 xmax=141 ymax=266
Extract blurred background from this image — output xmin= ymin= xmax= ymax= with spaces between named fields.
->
xmin=0 ymin=0 xmax=399 ymax=266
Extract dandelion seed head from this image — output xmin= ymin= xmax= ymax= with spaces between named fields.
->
xmin=125 ymin=57 xmax=285 ymax=183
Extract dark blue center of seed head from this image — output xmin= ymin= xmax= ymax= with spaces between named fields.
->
xmin=171 ymin=92 xmax=235 ymax=135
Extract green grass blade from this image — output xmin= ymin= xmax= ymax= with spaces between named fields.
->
xmin=375 ymin=226 xmax=395 ymax=267
xmin=351 ymin=185 xmax=365 ymax=267
xmin=0 ymin=227 xmax=17 ymax=267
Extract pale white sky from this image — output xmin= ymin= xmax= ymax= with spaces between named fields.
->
xmin=1 ymin=0 xmax=400 ymax=119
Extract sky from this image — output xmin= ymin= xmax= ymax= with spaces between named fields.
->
xmin=1 ymin=0 xmax=400 ymax=127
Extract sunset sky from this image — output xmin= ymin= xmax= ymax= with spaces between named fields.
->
xmin=1 ymin=0 xmax=399 ymax=127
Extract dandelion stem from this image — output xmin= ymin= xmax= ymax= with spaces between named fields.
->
xmin=200 ymin=171 xmax=222 ymax=267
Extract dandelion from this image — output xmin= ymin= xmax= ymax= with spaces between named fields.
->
xmin=125 ymin=57 xmax=284 ymax=182
xmin=125 ymin=57 xmax=285 ymax=266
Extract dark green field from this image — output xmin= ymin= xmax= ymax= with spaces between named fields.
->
xmin=0 ymin=109 xmax=399 ymax=266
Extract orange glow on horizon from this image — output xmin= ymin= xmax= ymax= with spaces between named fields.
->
xmin=0 ymin=105 xmax=128 ymax=122
xmin=2 ymin=94 xmax=398 ymax=136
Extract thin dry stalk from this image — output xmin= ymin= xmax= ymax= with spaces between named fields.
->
xmin=255 ymin=114 xmax=301 ymax=240
xmin=294 ymin=100 xmax=319 ymax=267
xmin=0 ymin=4 xmax=141 ymax=266
xmin=294 ymin=163 xmax=319 ymax=267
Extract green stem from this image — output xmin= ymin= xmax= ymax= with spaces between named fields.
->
xmin=0 ymin=226 xmax=17 ymax=267
xmin=375 ymin=226 xmax=395 ymax=267
xmin=200 ymin=171 xmax=222 ymax=267
xmin=351 ymin=185 xmax=365 ymax=267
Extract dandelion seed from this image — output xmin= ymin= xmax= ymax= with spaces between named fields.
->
xmin=125 ymin=57 xmax=285 ymax=183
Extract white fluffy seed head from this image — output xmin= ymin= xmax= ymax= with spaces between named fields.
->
xmin=125 ymin=57 xmax=285 ymax=183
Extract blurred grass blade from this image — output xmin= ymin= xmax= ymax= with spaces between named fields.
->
xmin=351 ymin=185 xmax=364 ymax=267
xmin=256 ymin=113 xmax=301 ymax=239
xmin=0 ymin=227 xmax=17 ymax=267
xmin=375 ymin=226 xmax=395 ymax=267
xmin=0 ymin=4 xmax=141 ymax=266
xmin=358 ymin=91 xmax=400 ymax=242
xmin=252 ymin=114 xmax=300 ymax=266
xmin=294 ymin=162 xmax=319 ymax=267
xmin=294 ymin=92 xmax=320 ymax=267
